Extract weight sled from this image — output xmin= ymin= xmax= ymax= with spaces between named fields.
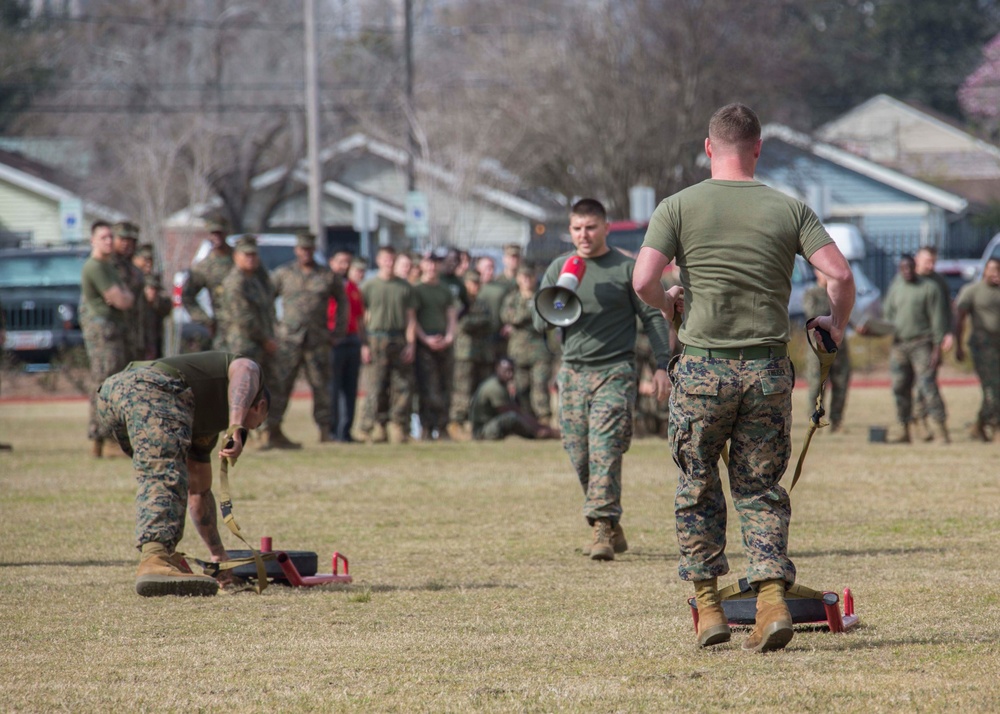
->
xmin=688 ymin=578 xmax=858 ymax=633
xmin=226 ymin=536 xmax=352 ymax=587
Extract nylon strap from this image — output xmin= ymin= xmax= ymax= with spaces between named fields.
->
xmin=788 ymin=322 xmax=838 ymax=492
xmin=207 ymin=426 xmax=273 ymax=593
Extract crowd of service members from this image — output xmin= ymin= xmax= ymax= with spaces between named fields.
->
xmin=81 ymin=221 xmax=665 ymax=448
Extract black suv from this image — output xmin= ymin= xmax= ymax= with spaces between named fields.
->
xmin=0 ymin=245 xmax=90 ymax=363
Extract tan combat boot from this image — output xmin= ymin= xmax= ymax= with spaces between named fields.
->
xmin=387 ymin=423 xmax=409 ymax=444
xmin=135 ymin=543 xmax=218 ymax=597
xmin=370 ymin=423 xmax=388 ymax=444
xmin=931 ymin=419 xmax=951 ymax=444
xmin=693 ymin=578 xmax=731 ymax=647
xmin=583 ymin=522 xmax=628 ymax=556
xmin=887 ymin=422 xmax=911 ymax=444
xmin=268 ymin=426 xmax=302 ymax=450
xmin=588 ymin=519 xmax=615 ymax=561
xmin=742 ymin=580 xmax=793 ymax=653
xmin=913 ymin=417 xmax=934 ymax=442
xmin=446 ymin=421 xmax=470 ymax=442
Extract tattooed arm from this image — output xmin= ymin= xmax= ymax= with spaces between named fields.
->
xmin=220 ymin=357 xmax=267 ymax=461
xmin=187 ymin=458 xmax=227 ymax=561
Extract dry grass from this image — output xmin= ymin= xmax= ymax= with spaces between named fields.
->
xmin=1 ymin=383 xmax=998 ymax=713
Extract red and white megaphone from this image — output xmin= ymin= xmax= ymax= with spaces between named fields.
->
xmin=535 ymin=256 xmax=586 ymax=327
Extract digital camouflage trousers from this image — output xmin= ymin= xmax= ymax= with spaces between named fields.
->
xmin=668 ymin=354 xmax=796 ymax=586
xmin=557 ymin=362 xmax=636 ymax=525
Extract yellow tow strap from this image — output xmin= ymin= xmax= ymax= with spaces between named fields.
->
xmin=199 ymin=426 xmax=275 ymax=593
xmin=788 ymin=321 xmax=838 ymax=492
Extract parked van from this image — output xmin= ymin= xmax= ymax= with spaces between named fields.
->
xmin=788 ymin=223 xmax=882 ymax=327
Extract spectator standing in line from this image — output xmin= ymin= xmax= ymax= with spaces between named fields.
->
xmin=873 ymin=254 xmax=949 ymax=443
xmin=267 ymin=232 xmax=347 ymax=447
xmin=357 ymin=245 xmax=418 ymax=445
xmin=111 ymin=221 xmax=146 ymax=362
xmin=441 ymin=247 xmax=470 ymax=310
xmin=218 ymin=235 xmax=278 ymax=437
xmin=81 ymin=220 xmax=134 ymax=457
xmin=534 ymin=198 xmax=672 ymax=563
xmin=633 ymin=103 xmax=854 ymax=652
xmin=413 ymin=252 xmax=457 ymax=440
xmin=803 ymin=271 xmax=852 ymax=432
xmin=954 ymin=257 xmax=1000 ymax=441
xmin=133 ymin=243 xmax=172 ymax=360
xmin=327 ymin=252 xmax=367 ymax=443
xmin=501 ymin=264 xmax=553 ymax=425
xmin=447 ymin=268 xmax=495 ymax=440
xmin=480 ymin=246 xmax=520 ymax=358
xmin=470 ymin=357 xmax=559 ymax=441
xmin=910 ymin=246 xmax=954 ymax=441
xmin=181 ymin=218 xmax=234 ymax=351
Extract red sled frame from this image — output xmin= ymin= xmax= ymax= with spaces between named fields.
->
xmin=262 ymin=536 xmax=353 ymax=587
xmin=689 ymin=584 xmax=858 ymax=633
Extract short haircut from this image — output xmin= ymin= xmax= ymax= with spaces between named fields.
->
xmin=376 ymin=245 xmax=397 ymax=258
xmin=899 ymin=253 xmax=915 ymax=265
xmin=570 ymin=198 xmax=606 ymax=221
xmin=708 ymin=103 xmax=761 ymax=148
xmin=333 ymin=249 xmax=354 ymax=259
xmin=350 ymin=258 xmax=368 ymax=271
xmin=986 ymin=257 xmax=1000 ymax=269
xmin=91 ymin=220 xmax=111 ymax=235
xmin=916 ymin=245 xmax=938 ymax=257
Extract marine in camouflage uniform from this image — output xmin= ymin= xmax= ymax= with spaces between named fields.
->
xmin=413 ymin=253 xmax=457 ymax=439
xmin=635 ymin=104 xmax=855 ymax=652
xmin=955 ymin=258 xmax=1000 ymax=440
xmin=802 ymin=278 xmax=851 ymax=430
xmin=111 ymin=222 xmax=147 ymax=362
xmin=358 ymin=246 xmax=418 ymax=443
xmin=449 ymin=269 xmax=495 ymax=434
xmin=533 ymin=200 xmax=672 ymax=562
xmin=133 ymin=243 xmax=173 ymax=360
xmin=96 ymin=351 xmax=269 ymax=597
xmin=181 ymin=219 xmax=235 ymax=351
xmin=910 ymin=246 xmax=954 ymax=439
xmin=883 ymin=256 xmax=948 ymax=442
xmin=81 ymin=221 xmax=134 ymax=455
xmin=218 ymin=235 xmax=277 ymax=379
xmin=267 ymin=232 xmax=347 ymax=444
xmin=500 ymin=265 xmax=553 ymax=424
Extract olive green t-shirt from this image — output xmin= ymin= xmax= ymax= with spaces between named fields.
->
xmin=361 ymin=276 xmax=418 ymax=332
xmin=414 ymin=281 xmax=455 ymax=335
xmin=642 ymin=179 xmax=833 ymax=348
xmin=470 ymin=375 xmax=511 ymax=431
xmin=81 ymin=257 xmax=125 ymax=322
xmin=532 ymin=249 xmax=672 ymax=369
xmin=956 ymin=280 xmax=1000 ymax=336
xmin=131 ymin=351 xmax=260 ymax=462
xmin=884 ymin=275 xmax=946 ymax=343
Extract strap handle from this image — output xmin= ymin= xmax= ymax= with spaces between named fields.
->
xmin=788 ymin=319 xmax=839 ymax=492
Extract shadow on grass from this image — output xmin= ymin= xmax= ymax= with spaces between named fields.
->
xmin=792 ymin=546 xmax=944 ymax=558
xmin=0 ymin=559 xmax=133 ymax=568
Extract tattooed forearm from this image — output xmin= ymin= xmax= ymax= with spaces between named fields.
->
xmin=228 ymin=360 xmax=261 ymax=416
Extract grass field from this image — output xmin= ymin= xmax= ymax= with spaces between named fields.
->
xmin=1 ymin=384 xmax=999 ymax=713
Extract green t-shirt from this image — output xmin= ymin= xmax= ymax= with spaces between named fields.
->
xmin=884 ymin=275 xmax=946 ymax=342
xmin=532 ymin=249 xmax=672 ymax=369
xmin=414 ymin=281 xmax=455 ymax=335
xmin=642 ymin=179 xmax=833 ymax=348
xmin=956 ymin=279 xmax=1000 ymax=337
xmin=470 ymin=375 xmax=512 ymax=431
xmin=130 ymin=351 xmax=262 ymax=462
xmin=361 ymin=276 xmax=417 ymax=332
xmin=81 ymin=257 xmax=125 ymax=322
xmin=479 ymin=281 xmax=513 ymax=333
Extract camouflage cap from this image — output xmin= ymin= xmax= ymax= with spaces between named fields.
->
xmin=502 ymin=243 xmax=522 ymax=257
xmin=205 ymin=217 xmax=230 ymax=234
xmin=464 ymin=268 xmax=481 ymax=284
xmin=135 ymin=243 xmax=155 ymax=260
xmin=113 ymin=221 xmax=140 ymax=240
xmin=296 ymin=231 xmax=317 ymax=248
xmin=234 ymin=234 xmax=259 ymax=254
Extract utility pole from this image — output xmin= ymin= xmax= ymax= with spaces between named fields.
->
xmin=405 ymin=0 xmax=415 ymax=192
xmin=304 ymin=0 xmax=324 ymax=252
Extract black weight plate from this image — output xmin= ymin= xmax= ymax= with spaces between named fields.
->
xmin=688 ymin=596 xmax=831 ymax=625
xmin=226 ymin=549 xmax=318 ymax=581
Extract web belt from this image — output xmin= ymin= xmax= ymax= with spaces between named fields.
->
xmin=788 ymin=319 xmax=839 ymax=492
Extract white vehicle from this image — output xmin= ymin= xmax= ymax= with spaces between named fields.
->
xmin=170 ymin=233 xmax=323 ymax=352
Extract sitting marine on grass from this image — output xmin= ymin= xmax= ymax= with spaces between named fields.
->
xmin=469 ymin=357 xmax=558 ymax=441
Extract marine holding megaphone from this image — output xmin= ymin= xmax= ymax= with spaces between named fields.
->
xmin=532 ymin=198 xmax=673 ymax=561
